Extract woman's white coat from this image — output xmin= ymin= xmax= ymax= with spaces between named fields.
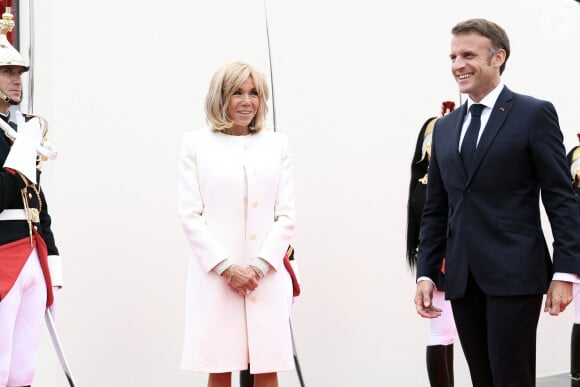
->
xmin=178 ymin=128 xmax=295 ymax=374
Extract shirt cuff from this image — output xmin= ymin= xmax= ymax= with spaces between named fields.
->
xmin=417 ymin=276 xmax=435 ymax=285
xmin=553 ymin=272 xmax=580 ymax=283
xmin=48 ymin=255 xmax=63 ymax=287
xmin=250 ymin=257 xmax=272 ymax=276
xmin=213 ymin=259 xmax=232 ymax=276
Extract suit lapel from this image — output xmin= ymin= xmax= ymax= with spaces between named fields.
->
xmin=466 ymin=87 xmax=513 ymax=185
xmin=452 ymin=103 xmax=469 ymax=180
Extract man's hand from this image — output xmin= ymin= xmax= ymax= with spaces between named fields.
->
xmin=544 ymin=280 xmax=573 ymax=316
xmin=414 ymin=280 xmax=442 ymax=318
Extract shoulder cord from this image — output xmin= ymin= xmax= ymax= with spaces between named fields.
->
xmin=16 ymin=171 xmax=42 ymax=245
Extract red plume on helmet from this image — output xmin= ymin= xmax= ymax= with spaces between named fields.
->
xmin=441 ymin=101 xmax=455 ymax=116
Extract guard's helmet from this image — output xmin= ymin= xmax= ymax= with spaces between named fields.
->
xmin=0 ymin=7 xmax=28 ymax=71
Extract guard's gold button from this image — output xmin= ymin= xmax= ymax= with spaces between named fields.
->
xmin=28 ymin=193 xmax=32 ymax=199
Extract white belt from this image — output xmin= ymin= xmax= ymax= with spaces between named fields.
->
xmin=0 ymin=209 xmax=27 ymax=221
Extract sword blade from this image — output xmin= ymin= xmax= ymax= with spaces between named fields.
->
xmin=263 ymin=0 xmax=277 ymax=131
xmin=45 ymin=308 xmax=77 ymax=387
xmin=290 ymin=320 xmax=306 ymax=387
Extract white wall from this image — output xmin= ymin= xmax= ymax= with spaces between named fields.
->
xmin=23 ymin=0 xmax=580 ymax=386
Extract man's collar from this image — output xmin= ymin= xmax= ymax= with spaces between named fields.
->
xmin=0 ymin=111 xmax=9 ymax=123
xmin=467 ymin=82 xmax=505 ymax=110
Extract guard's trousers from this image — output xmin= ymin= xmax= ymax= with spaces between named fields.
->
xmin=0 ymin=249 xmax=46 ymax=387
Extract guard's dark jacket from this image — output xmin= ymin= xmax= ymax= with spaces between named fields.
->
xmin=0 ymin=113 xmax=58 ymax=253
xmin=0 ymin=113 xmax=59 ymax=306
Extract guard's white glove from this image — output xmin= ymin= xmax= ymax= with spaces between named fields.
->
xmin=3 ymin=115 xmax=43 ymax=184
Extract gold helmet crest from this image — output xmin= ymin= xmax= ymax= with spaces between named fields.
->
xmin=0 ymin=7 xmax=28 ymax=71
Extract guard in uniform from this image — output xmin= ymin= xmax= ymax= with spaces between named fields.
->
xmin=407 ymin=101 xmax=457 ymax=387
xmin=568 ymin=136 xmax=580 ymax=387
xmin=0 ymin=8 xmax=61 ymax=387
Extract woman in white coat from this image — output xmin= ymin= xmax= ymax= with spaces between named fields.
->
xmin=177 ymin=61 xmax=295 ymax=387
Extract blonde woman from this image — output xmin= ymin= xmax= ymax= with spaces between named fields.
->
xmin=178 ymin=61 xmax=295 ymax=387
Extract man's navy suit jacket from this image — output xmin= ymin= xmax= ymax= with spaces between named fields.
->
xmin=417 ymin=86 xmax=580 ymax=299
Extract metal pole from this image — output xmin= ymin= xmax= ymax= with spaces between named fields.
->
xmin=26 ymin=0 xmax=33 ymax=113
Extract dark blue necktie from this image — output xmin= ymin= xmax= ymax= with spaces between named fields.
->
xmin=461 ymin=104 xmax=484 ymax=172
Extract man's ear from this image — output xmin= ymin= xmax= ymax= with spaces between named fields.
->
xmin=493 ymin=49 xmax=507 ymax=69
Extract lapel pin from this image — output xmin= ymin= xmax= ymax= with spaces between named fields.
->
xmin=499 ymin=107 xmax=505 ymax=112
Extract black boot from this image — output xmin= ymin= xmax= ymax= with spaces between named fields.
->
xmin=240 ymin=365 xmax=254 ymax=387
xmin=426 ymin=344 xmax=454 ymax=387
xmin=571 ymin=324 xmax=580 ymax=386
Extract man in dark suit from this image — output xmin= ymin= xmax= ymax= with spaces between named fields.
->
xmin=414 ymin=18 xmax=580 ymax=387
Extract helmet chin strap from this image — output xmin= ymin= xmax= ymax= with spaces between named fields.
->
xmin=0 ymin=89 xmax=10 ymax=103
xmin=0 ymin=88 xmax=21 ymax=105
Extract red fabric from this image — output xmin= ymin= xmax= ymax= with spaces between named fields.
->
xmin=441 ymin=257 xmax=446 ymax=274
xmin=0 ymin=236 xmax=33 ymax=300
xmin=283 ymin=247 xmax=300 ymax=297
xmin=0 ymin=1 xmax=15 ymax=44
xmin=0 ymin=231 xmax=54 ymax=306
xmin=34 ymin=230 xmax=54 ymax=306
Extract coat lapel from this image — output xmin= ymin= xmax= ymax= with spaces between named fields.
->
xmin=466 ymin=87 xmax=513 ymax=185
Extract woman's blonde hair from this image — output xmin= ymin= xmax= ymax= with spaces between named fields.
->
xmin=205 ymin=61 xmax=270 ymax=133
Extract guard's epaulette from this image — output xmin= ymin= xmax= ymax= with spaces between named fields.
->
xmin=572 ymin=147 xmax=580 ymax=163
xmin=424 ymin=117 xmax=438 ymax=137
